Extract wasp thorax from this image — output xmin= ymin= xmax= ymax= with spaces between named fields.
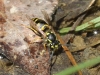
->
xmin=47 ymin=32 xmax=56 ymax=42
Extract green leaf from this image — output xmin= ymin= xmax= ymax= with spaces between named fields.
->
xmin=59 ymin=16 xmax=100 ymax=34
xmin=75 ymin=16 xmax=100 ymax=31
xmin=55 ymin=56 xmax=100 ymax=75
xmin=95 ymin=22 xmax=100 ymax=27
xmin=59 ymin=27 xmax=71 ymax=34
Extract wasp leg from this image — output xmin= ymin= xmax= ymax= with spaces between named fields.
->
xmin=49 ymin=51 xmax=54 ymax=62
xmin=43 ymin=44 xmax=52 ymax=64
xmin=43 ymin=43 xmax=54 ymax=65
xmin=50 ymin=52 xmax=57 ymax=67
xmin=43 ymin=43 xmax=47 ymax=51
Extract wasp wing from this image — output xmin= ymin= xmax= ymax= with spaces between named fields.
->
xmin=26 ymin=15 xmax=43 ymax=36
xmin=42 ymin=10 xmax=58 ymax=33
xmin=41 ymin=10 xmax=52 ymax=26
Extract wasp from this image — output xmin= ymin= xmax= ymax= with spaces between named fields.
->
xmin=32 ymin=18 xmax=60 ymax=50
xmin=27 ymin=11 xmax=61 ymax=58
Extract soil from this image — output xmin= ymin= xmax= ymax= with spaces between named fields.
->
xmin=0 ymin=0 xmax=100 ymax=75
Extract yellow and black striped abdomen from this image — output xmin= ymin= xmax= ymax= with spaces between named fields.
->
xmin=32 ymin=18 xmax=47 ymax=24
xmin=32 ymin=18 xmax=50 ymax=32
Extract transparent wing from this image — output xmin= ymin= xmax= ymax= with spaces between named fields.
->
xmin=41 ymin=10 xmax=52 ymax=26
xmin=42 ymin=10 xmax=58 ymax=33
